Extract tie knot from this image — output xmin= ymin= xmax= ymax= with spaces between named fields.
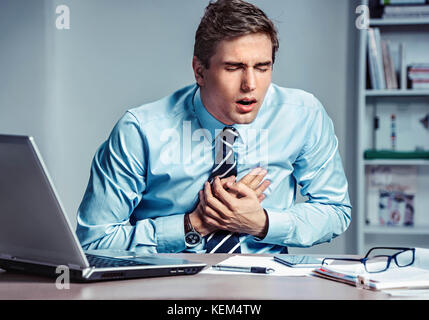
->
xmin=221 ymin=126 xmax=238 ymax=145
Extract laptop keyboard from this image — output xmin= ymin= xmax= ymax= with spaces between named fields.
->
xmin=86 ymin=254 xmax=150 ymax=268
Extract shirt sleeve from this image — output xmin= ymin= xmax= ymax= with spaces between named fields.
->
xmin=76 ymin=111 xmax=187 ymax=254
xmin=257 ymin=96 xmax=352 ymax=248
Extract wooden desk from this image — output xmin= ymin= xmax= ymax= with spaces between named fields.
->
xmin=0 ymin=254 xmax=389 ymax=300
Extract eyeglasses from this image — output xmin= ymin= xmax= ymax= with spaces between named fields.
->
xmin=322 ymin=247 xmax=415 ymax=273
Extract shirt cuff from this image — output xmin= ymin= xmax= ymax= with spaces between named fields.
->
xmin=253 ymin=208 xmax=295 ymax=246
xmin=134 ymin=213 xmax=186 ymax=253
xmin=155 ymin=213 xmax=187 ymax=253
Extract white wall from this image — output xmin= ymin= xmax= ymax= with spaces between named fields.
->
xmin=0 ymin=0 xmax=358 ymax=254
xmin=0 ymin=0 xmax=49 ymax=154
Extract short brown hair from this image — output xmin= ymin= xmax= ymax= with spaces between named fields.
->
xmin=194 ymin=0 xmax=279 ymax=69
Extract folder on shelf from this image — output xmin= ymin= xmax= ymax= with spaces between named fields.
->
xmin=381 ymin=40 xmax=398 ymax=89
xmin=364 ymin=149 xmax=429 ymax=159
xmin=367 ymin=28 xmax=386 ymax=90
xmin=399 ymin=42 xmax=407 ymax=89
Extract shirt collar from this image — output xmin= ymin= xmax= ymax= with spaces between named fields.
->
xmin=192 ymin=86 xmax=247 ymax=144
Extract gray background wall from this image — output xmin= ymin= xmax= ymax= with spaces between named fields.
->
xmin=0 ymin=0 xmax=359 ymax=254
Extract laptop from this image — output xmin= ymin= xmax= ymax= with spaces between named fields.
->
xmin=0 ymin=134 xmax=206 ymax=282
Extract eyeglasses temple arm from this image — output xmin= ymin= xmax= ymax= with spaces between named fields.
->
xmin=321 ymin=257 xmax=363 ymax=265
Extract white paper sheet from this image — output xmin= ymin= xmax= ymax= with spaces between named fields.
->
xmin=382 ymin=288 xmax=429 ymax=298
xmin=201 ymin=255 xmax=315 ymax=276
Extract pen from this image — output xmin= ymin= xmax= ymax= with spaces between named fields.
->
xmin=212 ymin=265 xmax=275 ymax=274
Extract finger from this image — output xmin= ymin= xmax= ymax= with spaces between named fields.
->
xmin=220 ymin=175 xmax=236 ymax=184
xmin=204 ymin=181 xmax=232 ymax=218
xmin=212 ymin=175 xmax=235 ymax=188
xmin=257 ymin=193 xmax=266 ymax=203
xmin=203 ymin=182 xmax=211 ymax=204
xmin=225 ymin=180 xmax=254 ymax=199
xmin=206 ymin=177 xmax=231 ymax=218
xmin=199 ymin=190 xmax=204 ymax=205
xmin=211 ymin=177 xmax=239 ymax=209
xmin=203 ymin=205 xmax=226 ymax=229
xmin=220 ymin=175 xmax=241 ymax=197
xmin=246 ymin=168 xmax=268 ymax=191
xmin=220 ymin=175 xmax=236 ymax=190
xmin=199 ymin=190 xmax=224 ymax=226
xmin=238 ymin=167 xmax=263 ymax=188
xmin=254 ymin=179 xmax=271 ymax=197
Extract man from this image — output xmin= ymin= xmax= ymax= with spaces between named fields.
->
xmin=76 ymin=0 xmax=351 ymax=254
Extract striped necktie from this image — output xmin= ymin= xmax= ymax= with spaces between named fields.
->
xmin=205 ymin=126 xmax=241 ymax=254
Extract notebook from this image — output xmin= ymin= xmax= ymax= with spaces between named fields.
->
xmin=312 ymin=248 xmax=429 ymax=291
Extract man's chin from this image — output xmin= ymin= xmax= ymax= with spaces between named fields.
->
xmin=233 ymin=113 xmax=258 ymax=125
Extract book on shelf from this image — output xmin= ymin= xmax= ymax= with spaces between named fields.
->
xmin=411 ymin=79 xmax=429 ymax=89
xmin=367 ymin=28 xmax=379 ymax=89
xmin=365 ymin=165 xmax=417 ymax=227
xmin=382 ymin=3 xmax=429 ymax=19
xmin=380 ymin=0 xmax=427 ymax=5
xmin=367 ymin=28 xmax=402 ymax=90
xmin=367 ymin=28 xmax=386 ymax=89
xmin=408 ymin=63 xmax=429 ymax=89
xmin=381 ymin=40 xmax=398 ymax=89
xmin=399 ymin=43 xmax=407 ymax=89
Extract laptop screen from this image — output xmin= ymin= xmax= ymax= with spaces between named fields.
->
xmin=0 ymin=135 xmax=88 ymax=268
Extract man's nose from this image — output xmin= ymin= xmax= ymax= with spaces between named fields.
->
xmin=241 ymin=69 xmax=256 ymax=92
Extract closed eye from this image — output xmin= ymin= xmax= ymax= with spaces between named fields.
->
xmin=223 ymin=61 xmax=272 ymax=72
xmin=255 ymin=62 xmax=272 ymax=72
xmin=256 ymin=67 xmax=269 ymax=72
xmin=224 ymin=63 xmax=244 ymax=72
xmin=225 ymin=66 xmax=241 ymax=71
xmin=226 ymin=66 xmax=270 ymax=72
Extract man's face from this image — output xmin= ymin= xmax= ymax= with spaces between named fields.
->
xmin=193 ymin=32 xmax=273 ymax=125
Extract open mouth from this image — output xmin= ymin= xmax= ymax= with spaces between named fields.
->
xmin=236 ymin=98 xmax=257 ymax=112
xmin=236 ymin=98 xmax=257 ymax=105
xmin=237 ymin=99 xmax=256 ymax=105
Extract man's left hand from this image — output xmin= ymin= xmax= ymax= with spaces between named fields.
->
xmin=199 ymin=176 xmax=268 ymax=239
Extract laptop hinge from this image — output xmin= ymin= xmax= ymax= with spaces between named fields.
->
xmin=82 ymin=267 xmax=95 ymax=279
xmin=67 ymin=263 xmax=83 ymax=270
xmin=0 ymin=253 xmax=14 ymax=260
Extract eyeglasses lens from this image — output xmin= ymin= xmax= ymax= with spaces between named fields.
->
xmin=395 ymin=250 xmax=414 ymax=267
xmin=365 ymin=249 xmax=414 ymax=272
xmin=365 ymin=255 xmax=390 ymax=273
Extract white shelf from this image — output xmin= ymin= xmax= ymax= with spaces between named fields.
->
xmin=365 ymin=90 xmax=429 ymax=97
xmin=364 ymin=225 xmax=429 ymax=235
xmin=370 ymin=18 xmax=429 ymax=26
xmin=364 ymin=159 xmax=429 ymax=166
xmin=356 ymin=1 xmax=429 ymax=254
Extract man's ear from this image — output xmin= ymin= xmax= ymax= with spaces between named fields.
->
xmin=192 ymin=56 xmax=205 ymax=87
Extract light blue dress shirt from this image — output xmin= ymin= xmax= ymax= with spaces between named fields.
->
xmin=76 ymin=83 xmax=352 ymax=254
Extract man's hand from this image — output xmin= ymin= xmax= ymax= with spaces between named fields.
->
xmin=226 ymin=167 xmax=270 ymax=203
xmin=189 ymin=167 xmax=270 ymax=237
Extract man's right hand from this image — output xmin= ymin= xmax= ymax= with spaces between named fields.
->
xmin=188 ymin=167 xmax=270 ymax=236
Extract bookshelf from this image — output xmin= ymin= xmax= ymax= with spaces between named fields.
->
xmin=364 ymin=159 xmax=429 ymax=166
xmin=370 ymin=17 xmax=429 ymax=25
xmin=363 ymin=225 xmax=429 ymax=235
xmin=356 ymin=0 xmax=429 ymax=254
xmin=365 ymin=89 xmax=429 ymax=96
